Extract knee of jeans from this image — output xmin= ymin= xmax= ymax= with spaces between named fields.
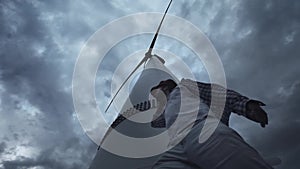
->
xmin=213 ymin=123 xmax=242 ymax=137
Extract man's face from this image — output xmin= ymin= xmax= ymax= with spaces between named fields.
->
xmin=150 ymin=84 xmax=169 ymax=119
xmin=151 ymin=80 xmax=172 ymax=97
xmin=151 ymin=87 xmax=167 ymax=99
xmin=151 ymin=89 xmax=167 ymax=108
xmin=151 ymin=83 xmax=170 ymax=105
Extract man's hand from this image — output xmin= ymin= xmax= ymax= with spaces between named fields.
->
xmin=246 ymin=100 xmax=268 ymax=128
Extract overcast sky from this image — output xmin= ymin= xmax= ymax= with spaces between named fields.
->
xmin=0 ymin=0 xmax=299 ymax=169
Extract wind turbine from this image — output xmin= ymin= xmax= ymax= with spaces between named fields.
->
xmin=104 ymin=0 xmax=173 ymax=114
xmin=89 ymin=1 xmax=178 ymax=168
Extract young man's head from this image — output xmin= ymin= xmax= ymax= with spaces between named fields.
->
xmin=150 ymin=79 xmax=177 ymax=99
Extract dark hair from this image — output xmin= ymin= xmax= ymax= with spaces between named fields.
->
xmin=151 ymin=79 xmax=177 ymax=93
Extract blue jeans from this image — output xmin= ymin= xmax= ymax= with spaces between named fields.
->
xmin=152 ymin=120 xmax=273 ymax=169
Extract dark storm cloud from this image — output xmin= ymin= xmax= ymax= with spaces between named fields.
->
xmin=0 ymin=0 xmax=103 ymax=168
xmin=250 ymin=82 xmax=300 ymax=169
xmin=0 ymin=142 xmax=6 ymax=155
xmin=1 ymin=0 xmax=299 ymax=168
xmin=3 ymin=155 xmax=70 ymax=169
xmin=1 ymin=0 xmax=134 ymax=167
xmin=2 ymin=138 xmax=96 ymax=169
xmin=0 ymin=0 xmax=73 ymax=135
xmin=178 ymin=0 xmax=300 ymax=168
xmin=225 ymin=0 xmax=300 ymax=87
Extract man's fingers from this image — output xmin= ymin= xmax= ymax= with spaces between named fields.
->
xmin=247 ymin=100 xmax=269 ymax=127
xmin=255 ymin=108 xmax=268 ymax=128
xmin=260 ymin=112 xmax=268 ymax=127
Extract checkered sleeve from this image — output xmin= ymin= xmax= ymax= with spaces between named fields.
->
xmin=182 ymin=79 xmax=250 ymax=116
xmin=224 ymin=88 xmax=250 ymax=116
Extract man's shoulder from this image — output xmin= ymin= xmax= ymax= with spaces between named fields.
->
xmin=180 ymin=78 xmax=209 ymax=87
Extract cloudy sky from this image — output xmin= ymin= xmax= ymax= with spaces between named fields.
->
xmin=0 ymin=0 xmax=299 ymax=169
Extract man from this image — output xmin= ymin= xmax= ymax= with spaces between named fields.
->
xmin=150 ymin=79 xmax=273 ymax=169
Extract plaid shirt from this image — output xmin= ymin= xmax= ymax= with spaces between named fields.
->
xmin=99 ymin=79 xmax=251 ymax=148
xmin=107 ymin=79 xmax=250 ymax=130
xmin=151 ymin=79 xmax=250 ymax=128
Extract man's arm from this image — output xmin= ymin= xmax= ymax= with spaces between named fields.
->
xmin=182 ymin=79 xmax=249 ymax=115
xmin=181 ymin=79 xmax=268 ymax=127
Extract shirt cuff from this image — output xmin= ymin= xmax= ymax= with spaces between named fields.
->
xmin=239 ymin=98 xmax=251 ymax=116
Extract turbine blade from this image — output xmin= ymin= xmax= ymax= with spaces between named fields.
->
xmin=104 ymin=57 xmax=148 ymax=113
xmin=146 ymin=0 xmax=173 ymax=55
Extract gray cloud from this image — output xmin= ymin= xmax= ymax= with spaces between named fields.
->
xmin=2 ymin=138 xmax=96 ymax=169
xmin=0 ymin=142 xmax=6 ymax=155
xmin=178 ymin=0 xmax=300 ymax=168
xmin=1 ymin=0 xmax=299 ymax=168
xmin=0 ymin=0 xmax=100 ymax=168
